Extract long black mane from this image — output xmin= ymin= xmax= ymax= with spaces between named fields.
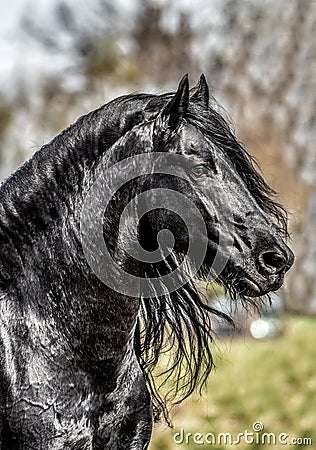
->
xmin=136 ymin=98 xmax=288 ymax=423
xmin=0 ymin=84 xmax=288 ymax=428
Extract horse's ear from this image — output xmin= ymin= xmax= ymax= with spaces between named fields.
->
xmin=190 ymin=74 xmax=209 ymax=109
xmin=161 ymin=74 xmax=189 ymax=130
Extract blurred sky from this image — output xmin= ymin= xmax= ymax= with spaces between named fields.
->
xmin=0 ymin=0 xmax=140 ymax=96
xmin=0 ymin=0 xmax=28 ymax=34
xmin=0 ymin=0 xmax=224 ymax=97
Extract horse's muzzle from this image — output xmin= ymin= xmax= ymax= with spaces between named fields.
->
xmin=236 ymin=241 xmax=294 ymax=297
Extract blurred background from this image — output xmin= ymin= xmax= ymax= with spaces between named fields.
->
xmin=0 ymin=0 xmax=315 ymax=448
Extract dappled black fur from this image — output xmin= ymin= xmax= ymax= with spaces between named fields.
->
xmin=0 ymin=75 xmax=293 ymax=448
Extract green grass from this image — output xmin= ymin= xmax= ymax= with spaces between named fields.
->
xmin=149 ymin=316 xmax=316 ymax=450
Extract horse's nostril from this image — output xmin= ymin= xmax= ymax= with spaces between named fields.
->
xmin=259 ymin=248 xmax=287 ymax=275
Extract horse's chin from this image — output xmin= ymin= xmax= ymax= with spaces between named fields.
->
xmin=236 ymin=277 xmax=262 ymax=297
xmin=227 ymin=271 xmax=285 ymax=298
xmin=205 ymin=256 xmax=286 ymax=299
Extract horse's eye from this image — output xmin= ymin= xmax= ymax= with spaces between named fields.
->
xmin=190 ymin=165 xmax=208 ymax=178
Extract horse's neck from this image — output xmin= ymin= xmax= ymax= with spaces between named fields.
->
xmin=0 ymin=94 xmax=153 ymax=250
xmin=0 ymin=92 xmax=158 ymax=233
xmin=0 ymin=97 xmax=150 ymax=364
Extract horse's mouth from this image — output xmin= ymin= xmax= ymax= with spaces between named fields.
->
xmin=234 ymin=273 xmax=285 ymax=298
xmin=238 ymin=277 xmax=261 ymax=297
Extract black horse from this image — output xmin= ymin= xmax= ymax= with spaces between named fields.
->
xmin=0 ymin=75 xmax=294 ymax=449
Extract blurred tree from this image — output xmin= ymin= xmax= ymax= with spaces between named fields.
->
xmin=0 ymin=95 xmax=13 ymax=167
xmin=20 ymin=0 xmax=117 ymax=63
xmin=133 ymin=0 xmax=194 ymax=82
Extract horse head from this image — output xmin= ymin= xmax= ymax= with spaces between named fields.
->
xmin=79 ymin=74 xmax=294 ymax=423
xmin=136 ymin=74 xmax=294 ymax=300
